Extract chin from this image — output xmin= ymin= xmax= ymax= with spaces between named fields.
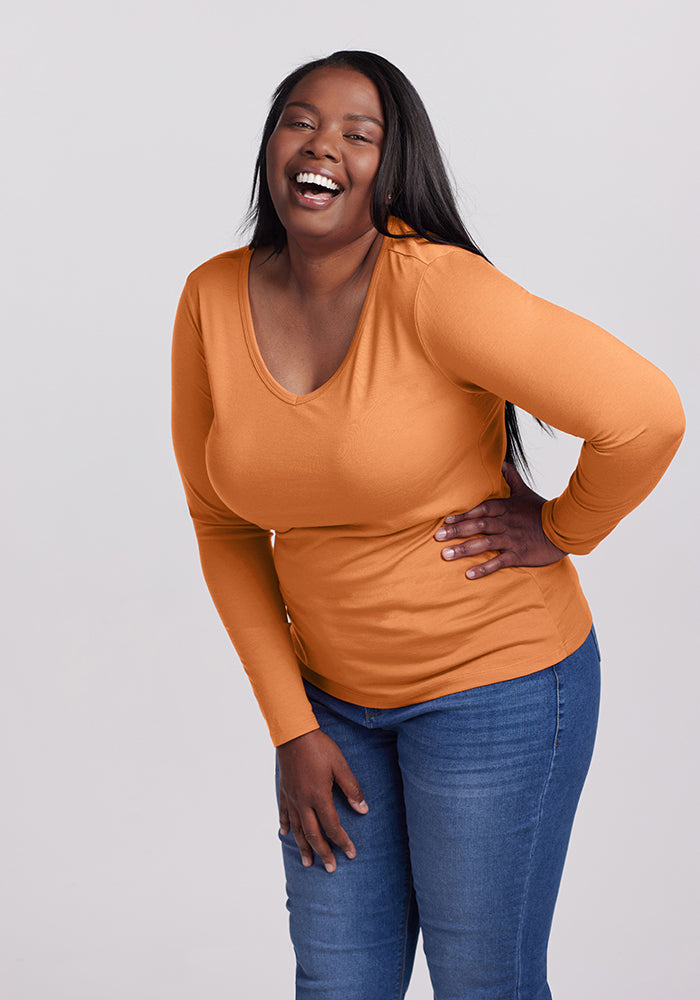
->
xmin=279 ymin=207 xmax=375 ymax=247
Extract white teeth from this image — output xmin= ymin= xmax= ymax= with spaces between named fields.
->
xmin=294 ymin=171 xmax=341 ymax=192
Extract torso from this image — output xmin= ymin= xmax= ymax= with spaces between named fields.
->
xmin=247 ymin=238 xmax=383 ymax=396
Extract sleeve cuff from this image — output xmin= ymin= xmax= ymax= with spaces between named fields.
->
xmin=540 ymin=498 xmax=598 ymax=556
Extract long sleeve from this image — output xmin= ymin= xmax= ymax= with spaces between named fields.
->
xmin=170 ymin=276 xmax=319 ymax=746
xmin=415 ymin=250 xmax=685 ymax=554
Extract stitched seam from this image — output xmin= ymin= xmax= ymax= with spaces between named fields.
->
xmin=511 ymin=565 xmax=572 ymax=650
xmin=395 ymin=868 xmax=414 ymax=1000
xmin=413 ymin=252 xmax=486 ymax=396
xmin=515 ymin=665 xmax=561 ymax=999
xmin=387 ymin=235 xmax=458 ymax=263
xmin=475 ymin=397 xmax=505 ymax=505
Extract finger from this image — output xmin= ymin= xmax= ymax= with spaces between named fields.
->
xmin=441 ymin=535 xmax=507 ymax=561
xmin=315 ymin=801 xmax=357 ymax=861
xmin=442 ymin=500 xmax=507 ymax=526
xmin=435 ymin=516 xmax=504 ymax=542
xmin=333 ymin=758 xmax=369 ymax=816
xmin=465 ymin=551 xmax=516 ymax=579
xmin=300 ymin=810 xmax=338 ymax=873
xmin=288 ymin=809 xmax=315 ymax=868
xmin=279 ymin=792 xmax=290 ymax=836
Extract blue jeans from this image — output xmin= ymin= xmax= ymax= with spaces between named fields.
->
xmin=275 ymin=626 xmax=601 ymax=1000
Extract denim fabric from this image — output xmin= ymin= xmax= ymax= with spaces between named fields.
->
xmin=275 ymin=626 xmax=601 ymax=1000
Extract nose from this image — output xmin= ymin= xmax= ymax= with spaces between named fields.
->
xmin=302 ymin=124 xmax=340 ymax=163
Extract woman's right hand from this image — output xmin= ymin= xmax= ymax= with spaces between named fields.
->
xmin=277 ymin=728 xmax=369 ymax=873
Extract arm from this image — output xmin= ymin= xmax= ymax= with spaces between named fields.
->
xmin=416 ymin=250 xmax=685 ymax=560
xmin=170 ymin=274 xmax=319 ymax=747
xmin=171 ymin=274 xmax=369 ymax=870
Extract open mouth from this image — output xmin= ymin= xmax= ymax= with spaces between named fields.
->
xmin=291 ymin=171 xmax=343 ymax=203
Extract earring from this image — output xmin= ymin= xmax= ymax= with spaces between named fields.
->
xmin=387 ymin=192 xmax=393 ymax=202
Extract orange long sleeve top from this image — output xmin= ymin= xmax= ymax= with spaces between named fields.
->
xmin=171 ymin=217 xmax=685 ymax=746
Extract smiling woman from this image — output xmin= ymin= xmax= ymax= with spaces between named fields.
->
xmin=247 ymin=66 xmax=387 ymax=396
xmin=265 ymin=67 xmax=385 ymax=244
xmin=170 ymin=50 xmax=684 ymax=1000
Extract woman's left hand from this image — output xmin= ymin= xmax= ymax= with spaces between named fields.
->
xmin=434 ymin=461 xmax=568 ymax=579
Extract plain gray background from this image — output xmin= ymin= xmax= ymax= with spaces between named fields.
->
xmin=2 ymin=1 xmax=698 ymax=997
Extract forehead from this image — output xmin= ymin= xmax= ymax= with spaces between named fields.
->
xmin=286 ymin=66 xmax=383 ymax=119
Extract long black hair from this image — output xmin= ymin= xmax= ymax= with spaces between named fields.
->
xmin=245 ymin=50 xmax=549 ymax=475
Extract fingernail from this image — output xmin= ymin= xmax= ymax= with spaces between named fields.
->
xmin=302 ymin=857 xmax=313 ymax=867
xmin=353 ymin=799 xmax=369 ymax=813
xmin=443 ymin=548 xmax=455 ymax=559
xmin=435 ymin=528 xmax=447 ymax=539
xmin=445 ymin=515 xmax=457 ymax=523
xmin=345 ymin=847 xmax=356 ymax=860
xmin=324 ymin=863 xmax=336 ymax=874
xmin=466 ymin=569 xmax=477 ymax=579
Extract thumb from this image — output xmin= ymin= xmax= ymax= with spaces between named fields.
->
xmin=333 ymin=757 xmax=369 ymax=814
xmin=502 ymin=460 xmax=527 ymax=495
xmin=278 ymin=789 xmax=290 ymax=834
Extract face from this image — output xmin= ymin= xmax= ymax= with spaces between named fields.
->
xmin=265 ymin=66 xmax=385 ymax=249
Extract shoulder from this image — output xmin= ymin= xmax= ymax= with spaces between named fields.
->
xmin=383 ymin=218 xmax=497 ymax=291
xmin=182 ymin=246 xmax=250 ymax=297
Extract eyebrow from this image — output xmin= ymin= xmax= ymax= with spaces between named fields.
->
xmin=284 ymin=101 xmax=384 ymax=131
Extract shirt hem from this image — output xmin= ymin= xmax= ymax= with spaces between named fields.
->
xmin=297 ymin=612 xmax=594 ymax=709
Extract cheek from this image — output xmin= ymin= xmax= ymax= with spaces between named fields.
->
xmin=265 ymin=134 xmax=287 ymax=184
xmin=347 ymin=161 xmax=379 ymax=198
xmin=361 ymin=154 xmax=382 ymax=193
xmin=264 ymin=143 xmax=277 ymax=184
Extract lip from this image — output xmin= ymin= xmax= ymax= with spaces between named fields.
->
xmin=288 ymin=166 xmax=345 ymax=192
xmin=286 ymin=167 xmax=345 ymax=210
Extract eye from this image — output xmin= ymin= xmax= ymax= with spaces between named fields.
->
xmin=289 ymin=120 xmax=313 ymax=129
xmin=346 ymin=133 xmax=370 ymax=142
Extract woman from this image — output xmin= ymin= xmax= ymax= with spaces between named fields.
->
xmin=171 ymin=50 xmax=684 ymax=1000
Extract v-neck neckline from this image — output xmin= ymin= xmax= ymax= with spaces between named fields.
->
xmin=239 ymin=232 xmax=390 ymax=405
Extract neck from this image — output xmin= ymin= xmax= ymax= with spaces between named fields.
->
xmin=280 ymin=226 xmax=384 ymax=301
